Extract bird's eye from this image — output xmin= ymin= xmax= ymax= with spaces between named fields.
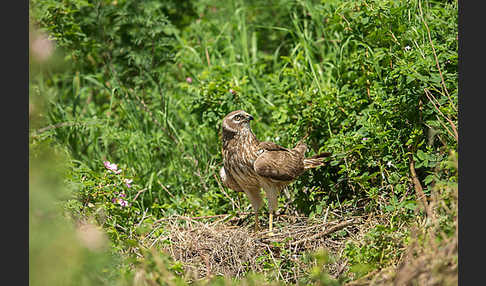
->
xmin=234 ymin=115 xmax=242 ymax=120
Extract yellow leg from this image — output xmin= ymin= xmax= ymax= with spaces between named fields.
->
xmin=264 ymin=188 xmax=278 ymax=235
xmin=267 ymin=212 xmax=276 ymax=237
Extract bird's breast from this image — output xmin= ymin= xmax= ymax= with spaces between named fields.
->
xmin=222 ymin=141 xmax=262 ymax=189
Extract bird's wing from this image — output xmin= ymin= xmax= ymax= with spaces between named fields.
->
xmin=253 ymin=141 xmax=304 ymax=181
xmin=256 ymin=141 xmax=290 ymax=152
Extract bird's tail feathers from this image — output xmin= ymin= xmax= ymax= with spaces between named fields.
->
xmin=303 ymin=152 xmax=331 ymax=169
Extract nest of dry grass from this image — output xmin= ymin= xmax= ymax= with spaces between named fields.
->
xmin=144 ymin=210 xmax=365 ymax=282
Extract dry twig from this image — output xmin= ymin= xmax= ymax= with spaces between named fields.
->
xmin=408 ymin=148 xmax=432 ymax=218
xmin=289 ymin=219 xmax=357 ymax=247
xmin=424 ymin=88 xmax=458 ymax=142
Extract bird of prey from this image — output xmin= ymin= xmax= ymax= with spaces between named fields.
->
xmin=219 ymin=110 xmax=331 ymax=232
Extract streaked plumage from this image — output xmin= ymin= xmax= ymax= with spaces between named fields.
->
xmin=220 ymin=110 xmax=331 ymax=232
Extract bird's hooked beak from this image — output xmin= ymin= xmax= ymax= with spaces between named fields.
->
xmin=242 ymin=113 xmax=253 ymax=128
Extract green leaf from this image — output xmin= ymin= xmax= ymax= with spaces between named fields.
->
xmin=416 ymin=149 xmax=426 ymax=161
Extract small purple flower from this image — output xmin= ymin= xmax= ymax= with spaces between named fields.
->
xmin=229 ymin=89 xmax=236 ymax=95
xmin=103 ymin=161 xmax=122 ymax=174
xmin=124 ymin=179 xmax=133 ymax=188
xmin=362 ymin=137 xmax=369 ymax=141
xmin=119 ymin=193 xmax=126 ymax=198
xmin=186 ymin=77 xmax=193 ymax=84
xmin=118 ymin=199 xmax=128 ymax=207
xmin=112 ymin=197 xmax=128 ymax=207
xmin=103 ymin=161 xmax=112 ymax=169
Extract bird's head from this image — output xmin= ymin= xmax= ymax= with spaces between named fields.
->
xmin=222 ymin=110 xmax=254 ymax=135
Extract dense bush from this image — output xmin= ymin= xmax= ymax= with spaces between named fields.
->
xmin=30 ymin=0 xmax=457 ymax=284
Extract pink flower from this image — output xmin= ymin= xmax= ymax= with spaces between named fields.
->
xmin=112 ymin=197 xmax=128 ymax=207
xmin=229 ymin=89 xmax=236 ymax=95
xmin=103 ymin=161 xmax=122 ymax=174
xmin=124 ymin=179 xmax=133 ymax=188
xmin=186 ymin=77 xmax=193 ymax=83
xmin=31 ymin=32 xmax=54 ymax=62
xmin=118 ymin=199 xmax=128 ymax=207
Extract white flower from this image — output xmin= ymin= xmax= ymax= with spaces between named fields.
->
xmin=103 ymin=161 xmax=122 ymax=174
xmin=124 ymin=179 xmax=133 ymax=188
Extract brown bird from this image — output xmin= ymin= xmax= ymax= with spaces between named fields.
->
xmin=219 ymin=110 xmax=331 ymax=232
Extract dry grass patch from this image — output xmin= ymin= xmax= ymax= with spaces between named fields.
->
xmin=145 ymin=212 xmax=365 ymax=283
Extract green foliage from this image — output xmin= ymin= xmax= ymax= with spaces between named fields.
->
xmin=29 ymin=140 xmax=128 ymax=286
xmin=343 ymin=224 xmax=407 ymax=276
xmin=29 ymin=0 xmax=196 ymax=87
xmin=30 ymin=0 xmax=457 ymax=284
